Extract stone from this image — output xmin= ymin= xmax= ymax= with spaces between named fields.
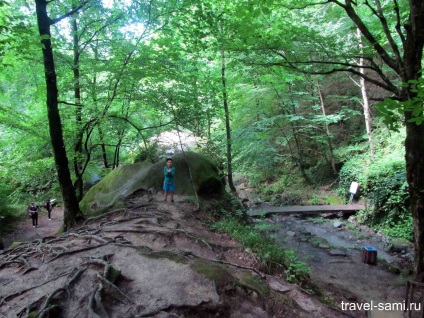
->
xmin=286 ymin=231 xmax=296 ymax=237
xmin=333 ymin=220 xmax=343 ymax=228
xmin=80 ymin=152 xmax=225 ymax=215
xmin=319 ymin=244 xmax=330 ymax=249
xmin=289 ymin=289 xmax=320 ymax=312
xmin=300 ymin=231 xmax=312 ymax=237
xmin=388 ymin=238 xmax=413 ymax=253
xmin=267 ymin=276 xmax=291 ymax=294
xmin=328 ymin=249 xmax=346 ymax=257
xmin=230 ymin=301 xmax=268 ymax=318
xmin=254 ymin=198 xmax=263 ymax=206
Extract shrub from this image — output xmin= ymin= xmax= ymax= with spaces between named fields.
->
xmin=338 ymin=129 xmax=412 ymax=241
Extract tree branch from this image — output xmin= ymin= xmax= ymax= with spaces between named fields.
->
xmin=393 ymin=0 xmax=407 ymax=47
xmin=50 ymin=1 xmax=88 ymax=25
xmin=107 ymin=115 xmax=175 ymax=131
xmin=371 ymin=0 xmax=403 ymax=68
xmin=58 ymin=100 xmax=83 ymax=106
xmin=329 ymin=0 xmax=399 ymax=74
xmin=269 ymin=47 xmax=397 ymax=94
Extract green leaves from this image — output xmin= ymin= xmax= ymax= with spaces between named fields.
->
xmin=377 ymin=76 xmax=424 ymax=129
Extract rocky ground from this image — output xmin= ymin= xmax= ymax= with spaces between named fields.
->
xmin=250 ymin=213 xmax=416 ymax=318
xmin=0 ymin=192 xmax=352 ymax=318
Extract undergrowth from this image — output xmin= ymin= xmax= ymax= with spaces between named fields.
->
xmin=338 ymin=129 xmax=413 ymax=241
xmin=209 ymin=215 xmax=310 ymax=283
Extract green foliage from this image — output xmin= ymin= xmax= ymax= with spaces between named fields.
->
xmin=0 ymin=182 xmax=27 ymax=237
xmin=308 ymin=217 xmax=326 ymax=224
xmin=210 ymin=217 xmax=310 ymax=282
xmin=133 ymin=142 xmax=159 ymax=163
xmin=377 ymin=77 xmax=424 ymax=129
xmin=338 ymin=129 xmax=412 ymax=241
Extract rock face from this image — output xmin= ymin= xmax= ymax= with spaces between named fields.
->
xmin=80 ymin=152 xmax=224 ymax=215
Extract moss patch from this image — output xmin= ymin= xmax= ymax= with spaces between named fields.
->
xmin=7 ymin=241 xmax=27 ymax=249
xmin=191 ymin=259 xmax=234 ymax=288
xmin=80 ymin=161 xmax=152 ymax=215
xmin=236 ymin=272 xmax=270 ymax=297
xmin=104 ymin=265 xmax=121 ymax=284
xmin=144 ymin=251 xmax=189 ymax=265
xmin=80 ymin=152 xmax=224 ymax=216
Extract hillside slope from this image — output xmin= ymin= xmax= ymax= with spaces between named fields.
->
xmin=0 ymin=192 xmax=351 ymax=317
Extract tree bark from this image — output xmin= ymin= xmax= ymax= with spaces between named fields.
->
xmin=35 ymin=0 xmax=81 ymax=232
xmin=402 ymin=0 xmax=424 ymax=278
xmin=356 ymin=28 xmax=375 ymax=157
xmin=72 ymin=12 xmax=84 ymax=201
xmin=221 ymin=49 xmax=237 ymax=193
xmin=315 ymin=79 xmax=337 ymax=173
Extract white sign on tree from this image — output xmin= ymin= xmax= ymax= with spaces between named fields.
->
xmin=349 ymin=182 xmax=359 ymax=203
xmin=349 ymin=182 xmax=359 ymax=194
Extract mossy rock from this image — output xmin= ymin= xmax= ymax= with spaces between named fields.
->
xmin=235 ymin=271 xmax=270 ymax=297
xmin=144 ymin=251 xmax=189 ymax=265
xmin=80 ymin=161 xmax=153 ymax=215
xmin=80 ymin=152 xmax=224 ymax=215
xmin=192 ymin=259 xmax=269 ymax=297
xmin=143 ymin=152 xmax=224 ymax=196
xmin=191 ymin=259 xmax=234 ymax=288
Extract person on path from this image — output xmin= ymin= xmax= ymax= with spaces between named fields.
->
xmin=44 ymin=198 xmax=53 ymax=220
xmin=28 ymin=202 xmax=38 ymax=228
xmin=163 ymin=158 xmax=175 ymax=202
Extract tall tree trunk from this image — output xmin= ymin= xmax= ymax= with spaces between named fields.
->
xmin=35 ymin=0 xmax=81 ymax=232
xmin=72 ymin=13 xmax=84 ymax=201
xmin=287 ymin=86 xmax=312 ymax=185
xmin=98 ymin=124 xmax=109 ymax=168
xmin=315 ymin=79 xmax=337 ymax=173
xmin=356 ymin=28 xmax=375 ymax=157
xmin=112 ymin=130 xmax=124 ymax=169
xmin=221 ymin=49 xmax=237 ymax=193
xmin=403 ymin=0 xmax=424 ymax=278
xmin=91 ymin=41 xmax=109 ymax=168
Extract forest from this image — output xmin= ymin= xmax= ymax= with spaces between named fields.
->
xmin=0 ymin=0 xmax=424 ymax=294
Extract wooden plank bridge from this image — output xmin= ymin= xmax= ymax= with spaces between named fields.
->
xmin=247 ymin=204 xmax=365 ymax=217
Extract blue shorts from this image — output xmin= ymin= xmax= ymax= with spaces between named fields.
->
xmin=163 ymin=183 xmax=175 ymax=192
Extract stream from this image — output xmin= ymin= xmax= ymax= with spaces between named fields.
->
xmin=255 ymin=212 xmax=413 ymax=317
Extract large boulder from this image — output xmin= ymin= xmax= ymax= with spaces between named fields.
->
xmin=80 ymin=152 xmax=224 ymax=215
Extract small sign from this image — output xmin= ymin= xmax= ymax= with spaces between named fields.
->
xmin=349 ymin=182 xmax=359 ymax=194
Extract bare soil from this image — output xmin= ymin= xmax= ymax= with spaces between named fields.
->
xmin=3 ymin=207 xmax=64 ymax=248
xmin=0 ymin=192 xmax=350 ymax=318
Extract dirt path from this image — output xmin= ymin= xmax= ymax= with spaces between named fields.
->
xmin=3 ymin=207 xmax=63 ymax=248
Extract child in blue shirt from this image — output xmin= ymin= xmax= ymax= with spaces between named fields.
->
xmin=163 ymin=158 xmax=175 ymax=202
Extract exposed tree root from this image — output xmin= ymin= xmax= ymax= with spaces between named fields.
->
xmin=47 ymin=241 xmax=113 ymax=263
xmin=36 ymin=287 xmax=67 ymax=317
xmin=0 ymin=259 xmax=25 ymax=269
xmin=97 ymin=274 xmax=133 ymax=304
xmin=82 ymin=208 xmax=128 ymax=225
xmin=0 ymin=271 xmax=71 ymax=305
xmin=67 ymin=232 xmax=111 ymax=244
xmin=88 ymin=286 xmax=104 ymax=318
